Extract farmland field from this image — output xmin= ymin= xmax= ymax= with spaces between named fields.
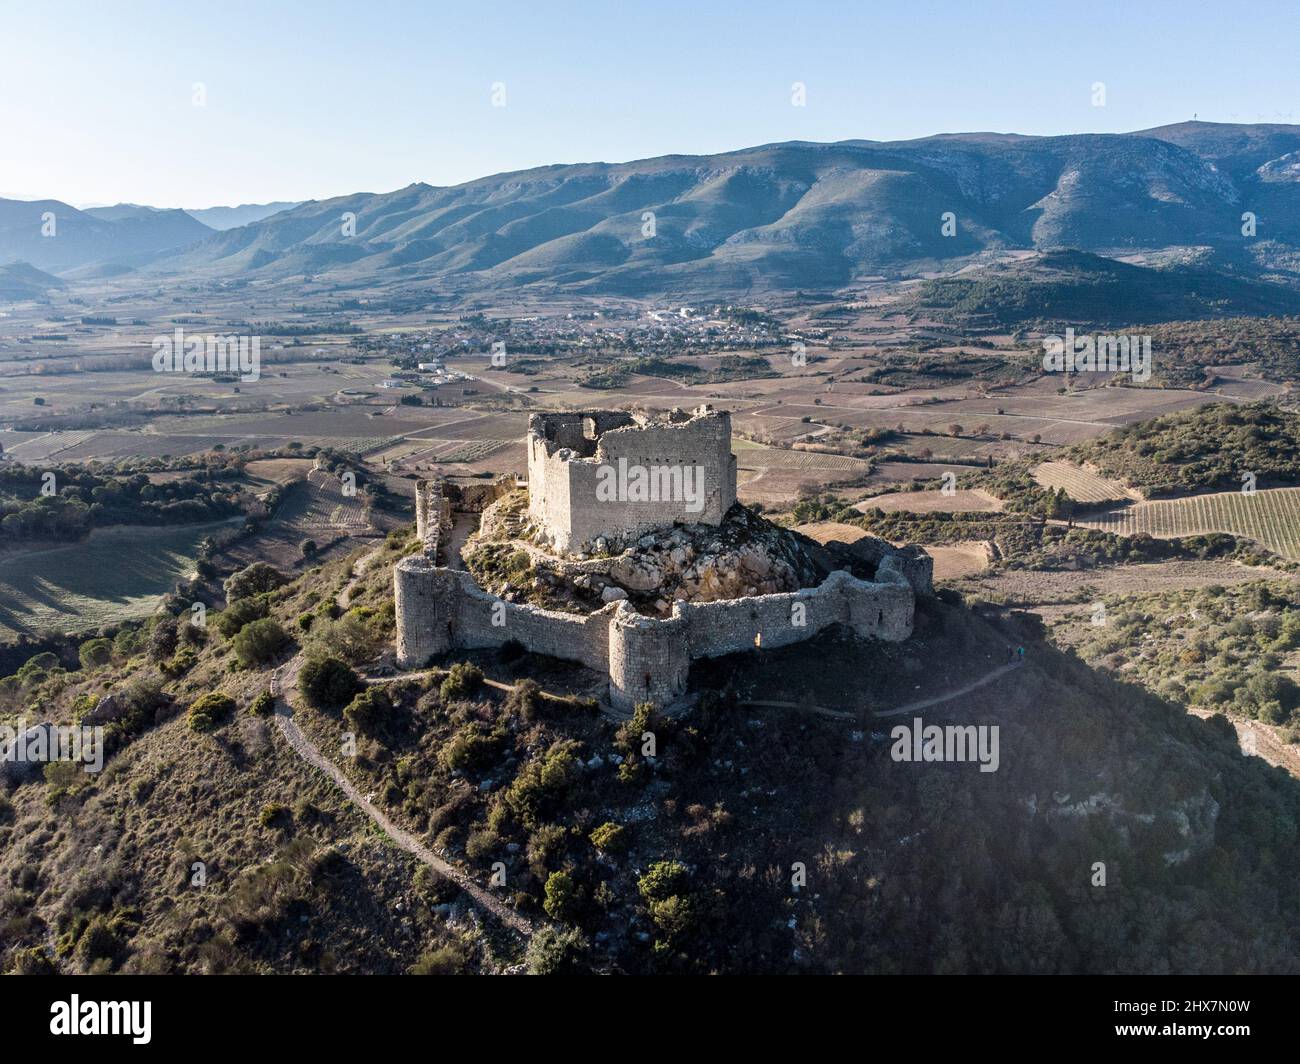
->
xmin=855 ymin=488 xmax=1003 ymax=514
xmin=1032 ymin=461 xmax=1133 ymax=504
xmin=275 ymin=469 xmax=372 ymax=532
xmin=1075 ymin=487 xmax=1300 ymax=560
xmin=0 ymin=520 xmax=238 ymax=640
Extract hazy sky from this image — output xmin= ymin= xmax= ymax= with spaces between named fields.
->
xmin=4 ymin=0 xmax=1299 ymax=208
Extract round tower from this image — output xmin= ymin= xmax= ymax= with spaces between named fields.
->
xmin=394 ymin=555 xmax=454 ymax=668
xmin=607 ymin=602 xmax=690 ymax=712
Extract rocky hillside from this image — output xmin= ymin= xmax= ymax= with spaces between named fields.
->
xmin=4 ymin=532 xmax=1300 ymax=974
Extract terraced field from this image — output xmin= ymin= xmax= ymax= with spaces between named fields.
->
xmin=1032 ymin=461 xmax=1132 ymax=504
xmin=1076 ymin=487 xmax=1300 ymax=560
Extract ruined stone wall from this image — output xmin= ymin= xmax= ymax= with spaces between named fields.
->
xmin=395 ymin=555 xmax=914 ymax=713
xmin=413 ymin=480 xmax=451 ymax=560
xmin=448 ymin=473 xmax=516 ymax=513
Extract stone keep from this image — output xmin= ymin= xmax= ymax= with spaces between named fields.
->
xmin=526 ymin=406 xmax=737 ymax=553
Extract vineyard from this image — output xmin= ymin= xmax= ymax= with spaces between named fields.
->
xmin=276 ymin=470 xmax=371 ymax=533
xmin=1075 ymin=486 xmax=1300 ymax=560
xmin=1032 ymin=461 xmax=1132 ymax=504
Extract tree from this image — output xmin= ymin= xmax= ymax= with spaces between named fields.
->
xmin=232 ymin=617 xmax=290 ymax=666
xmin=224 ymin=562 xmax=287 ymax=602
xmin=300 ymin=656 xmax=362 ymax=709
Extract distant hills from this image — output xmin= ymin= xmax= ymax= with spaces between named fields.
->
xmin=7 ymin=122 xmax=1300 ymax=297
xmin=182 ymin=202 xmax=301 ymax=230
xmin=0 ymin=261 xmax=64 ymax=299
xmin=913 ymin=249 xmax=1300 ymax=326
xmin=0 ymin=198 xmax=211 ymax=275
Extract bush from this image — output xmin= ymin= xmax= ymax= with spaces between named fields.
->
xmin=259 ymin=802 xmax=291 ymax=828
xmin=440 ymin=662 xmax=483 ymax=702
xmin=188 ymin=692 xmax=236 ymax=732
xmin=343 ymin=687 xmax=391 ymax=736
xmin=440 ymin=722 xmax=507 ymax=774
xmin=543 ymin=870 xmax=583 ymax=923
xmin=74 ymin=915 xmax=125 ymax=973
xmin=78 ymin=637 xmax=114 ymax=671
xmin=524 ymin=925 xmax=589 ymax=975
xmin=638 ymin=860 xmax=690 ymax=903
xmin=505 ymin=677 xmax=542 ymax=720
xmin=409 ymin=943 xmax=467 ymax=974
xmin=300 ymin=656 xmax=362 ymax=709
xmin=248 ymin=690 xmax=275 ymax=717
xmin=214 ymin=596 xmax=268 ymax=638
xmin=589 ymin=821 xmax=626 ymax=855
xmin=232 ymin=617 xmax=290 ymax=666
xmin=146 ymin=616 xmax=179 ymax=662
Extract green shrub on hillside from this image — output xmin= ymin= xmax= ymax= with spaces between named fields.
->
xmin=188 ymin=692 xmax=236 ymax=732
xmin=300 ymin=656 xmax=362 ymax=710
xmin=232 ymin=618 xmax=290 ymax=666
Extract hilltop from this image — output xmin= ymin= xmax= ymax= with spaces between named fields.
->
xmin=3 ymin=528 xmax=1300 ymax=974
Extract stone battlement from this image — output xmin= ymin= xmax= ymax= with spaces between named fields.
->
xmin=526 ymin=405 xmax=737 ymax=553
xmin=395 ymin=551 xmax=915 ymax=712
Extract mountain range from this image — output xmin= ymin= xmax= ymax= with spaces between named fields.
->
xmin=6 ymin=122 xmax=1300 ymax=297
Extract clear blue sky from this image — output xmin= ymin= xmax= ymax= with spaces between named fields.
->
xmin=4 ymin=0 xmax=1299 ymax=208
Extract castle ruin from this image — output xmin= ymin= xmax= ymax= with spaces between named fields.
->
xmin=526 ymin=406 xmax=737 ymax=553
xmin=394 ymin=407 xmax=929 ymax=712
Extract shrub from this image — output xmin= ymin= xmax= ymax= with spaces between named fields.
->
xmin=440 ymin=722 xmax=507 ymax=774
xmin=440 ymin=662 xmax=483 ymax=702
xmin=259 ymin=802 xmax=291 ymax=828
xmin=248 ymin=690 xmax=275 ymax=717
xmin=638 ymin=860 xmax=690 ymax=904
xmin=343 ymin=687 xmax=391 ymax=736
xmin=74 ymin=915 xmax=125 ymax=973
xmin=232 ymin=617 xmax=290 ymax=666
xmin=524 ymin=925 xmax=589 ymax=975
xmin=409 ymin=943 xmax=467 ymax=974
xmin=506 ymin=677 xmax=542 ymax=720
xmin=78 ymin=637 xmax=113 ymax=671
xmin=543 ymin=870 xmax=583 ymax=923
xmin=300 ymin=656 xmax=362 ymax=709
xmin=589 ymin=821 xmax=626 ymax=855
xmin=215 ymin=596 xmax=268 ymax=638
xmin=188 ymin=692 xmax=236 ymax=732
